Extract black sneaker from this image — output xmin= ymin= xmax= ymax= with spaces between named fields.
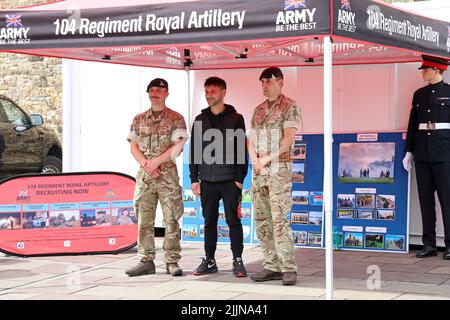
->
xmin=232 ymin=257 xmax=247 ymax=277
xmin=193 ymin=257 xmax=218 ymax=275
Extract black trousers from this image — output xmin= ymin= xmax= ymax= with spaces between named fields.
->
xmin=415 ymin=161 xmax=450 ymax=248
xmin=200 ymin=180 xmax=243 ymax=259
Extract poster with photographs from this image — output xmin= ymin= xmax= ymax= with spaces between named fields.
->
xmin=338 ymin=142 xmax=395 ymax=184
xmin=290 ymin=134 xmax=324 ymax=248
xmin=333 ymin=132 xmax=409 ymax=253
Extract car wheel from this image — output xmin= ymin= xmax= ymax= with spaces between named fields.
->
xmin=42 ymin=155 xmax=62 ymax=174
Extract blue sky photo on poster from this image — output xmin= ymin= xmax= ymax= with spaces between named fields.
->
xmin=338 ymin=142 xmax=395 ymax=184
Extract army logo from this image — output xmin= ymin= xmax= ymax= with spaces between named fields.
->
xmin=276 ymin=0 xmax=317 ymax=32
xmin=337 ymin=0 xmax=356 ymax=33
xmin=105 ymin=188 xmax=117 ymax=199
xmin=0 ymin=14 xmax=31 ymax=45
xmin=17 ymin=190 xmax=31 ymax=202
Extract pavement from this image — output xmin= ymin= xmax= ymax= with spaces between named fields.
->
xmin=1 ymin=238 xmax=450 ymax=300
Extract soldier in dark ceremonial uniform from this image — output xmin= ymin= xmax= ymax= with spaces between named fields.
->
xmin=403 ymin=55 xmax=450 ymax=259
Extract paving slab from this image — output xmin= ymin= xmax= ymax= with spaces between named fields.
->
xmin=0 ymin=293 xmax=40 ymax=300
xmin=394 ymin=294 xmax=450 ymax=300
xmin=162 ymin=289 xmax=242 ymax=300
xmin=331 ymin=289 xmax=402 ymax=300
xmin=73 ymin=285 xmax=182 ymax=299
xmin=428 ymin=267 xmax=450 ymax=275
xmin=219 ymin=283 xmax=326 ymax=297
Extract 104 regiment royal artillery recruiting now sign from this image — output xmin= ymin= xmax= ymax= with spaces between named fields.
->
xmin=0 ymin=172 xmax=137 ymax=256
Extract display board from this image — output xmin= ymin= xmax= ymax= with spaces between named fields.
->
xmin=290 ymin=134 xmax=325 ymax=248
xmin=182 ymin=132 xmax=409 ymax=253
xmin=0 ymin=172 xmax=137 ymax=256
xmin=332 ymin=132 xmax=409 ymax=253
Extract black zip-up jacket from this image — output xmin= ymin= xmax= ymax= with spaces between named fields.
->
xmin=189 ymin=104 xmax=248 ymax=183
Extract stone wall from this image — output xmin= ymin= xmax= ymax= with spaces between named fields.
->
xmin=0 ymin=0 xmax=62 ymax=140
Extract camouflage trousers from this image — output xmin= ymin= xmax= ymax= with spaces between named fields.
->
xmin=252 ymin=162 xmax=297 ymax=273
xmin=134 ymin=166 xmax=184 ymax=264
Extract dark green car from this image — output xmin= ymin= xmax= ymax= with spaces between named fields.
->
xmin=0 ymin=95 xmax=62 ymax=180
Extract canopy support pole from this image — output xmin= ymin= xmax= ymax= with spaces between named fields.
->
xmin=324 ymin=35 xmax=334 ymax=301
xmin=186 ymin=68 xmax=192 ymax=131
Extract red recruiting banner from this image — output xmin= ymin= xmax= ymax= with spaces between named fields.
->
xmin=0 ymin=172 xmax=137 ymax=256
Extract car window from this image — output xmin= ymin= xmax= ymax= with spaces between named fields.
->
xmin=1 ymin=99 xmax=29 ymax=126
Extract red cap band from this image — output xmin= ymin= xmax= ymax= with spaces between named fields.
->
xmin=422 ymin=60 xmax=448 ymax=70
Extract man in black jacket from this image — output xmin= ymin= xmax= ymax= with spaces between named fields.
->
xmin=403 ymin=55 xmax=450 ymax=259
xmin=189 ymin=76 xmax=249 ymax=277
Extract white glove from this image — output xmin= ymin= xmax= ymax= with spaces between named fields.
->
xmin=402 ymin=152 xmax=413 ymax=171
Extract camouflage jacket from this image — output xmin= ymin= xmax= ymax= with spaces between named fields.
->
xmin=127 ymin=107 xmax=187 ymax=162
xmin=250 ymin=94 xmax=301 ymax=161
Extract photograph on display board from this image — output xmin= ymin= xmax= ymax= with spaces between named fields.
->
xmin=333 ymin=232 xmax=343 ymax=247
xmin=356 ymin=209 xmax=374 ymax=220
xmin=337 ymin=209 xmax=354 ymax=219
xmin=95 ymin=209 xmax=110 ymax=227
xmin=183 ymin=207 xmax=197 ymax=218
xmin=376 ymin=195 xmax=396 ymax=209
xmin=356 ymin=194 xmax=375 ymax=209
xmin=242 ymin=190 xmax=251 ymax=203
xmin=344 ymin=232 xmax=363 ymax=248
xmin=112 ymin=207 xmax=137 ymax=226
xmin=183 ymin=224 xmax=198 ymax=238
xmin=308 ymin=211 xmax=322 ymax=226
xmin=218 ymin=225 xmax=230 ymax=238
xmin=218 ymin=207 xmax=225 ymax=220
xmin=80 ymin=210 xmax=96 ymax=227
xmin=308 ymin=232 xmax=322 ymax=246
xmin=22 ymin=211 xmax=49 ymax=229
xmin=183 ymin=190 xmax=197 ymax=203
xmin=243 ymin=225 xmax=251 ymax=241
xmin=293 ymin=142 xmax=306 ymax=161
xmin=0 ymin=212 xmax=21 ymax=230
xmin=240 ymin=208 xmax=251 ymax=219
xmin=292 ymin=162 xmax=305 ymax=183
xmin=292 ymin=190 xmax=309 ymax=205
xmin=337 ymin=194 xmax=355 ymax=208
xmin=291 ymin=211 xmax=308 ymax=225
xmin=377 ymin=209 xmax=395 ymax=220
xmin=309 ymin=192 xmax=323 ymax=206
xmin=49 ymin=210 xmax=80 ymax=228
xmin=385 ymin=235 xmax=405 ymax=250
xmin=293 ymin=230 xmax=308 ymax=246
xmin=365 ymin=234 xmax=385 ymax=249
xmin=200 ymin=224 xmax=205 ymax=238
xmin=338 ymin=142 xmax=395 ymax=184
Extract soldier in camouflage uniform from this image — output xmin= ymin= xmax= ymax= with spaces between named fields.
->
xmin=125 ymin=78 xmax=187 ymax=277
xmin=248 ymin=67 xmax=301 ymax=286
